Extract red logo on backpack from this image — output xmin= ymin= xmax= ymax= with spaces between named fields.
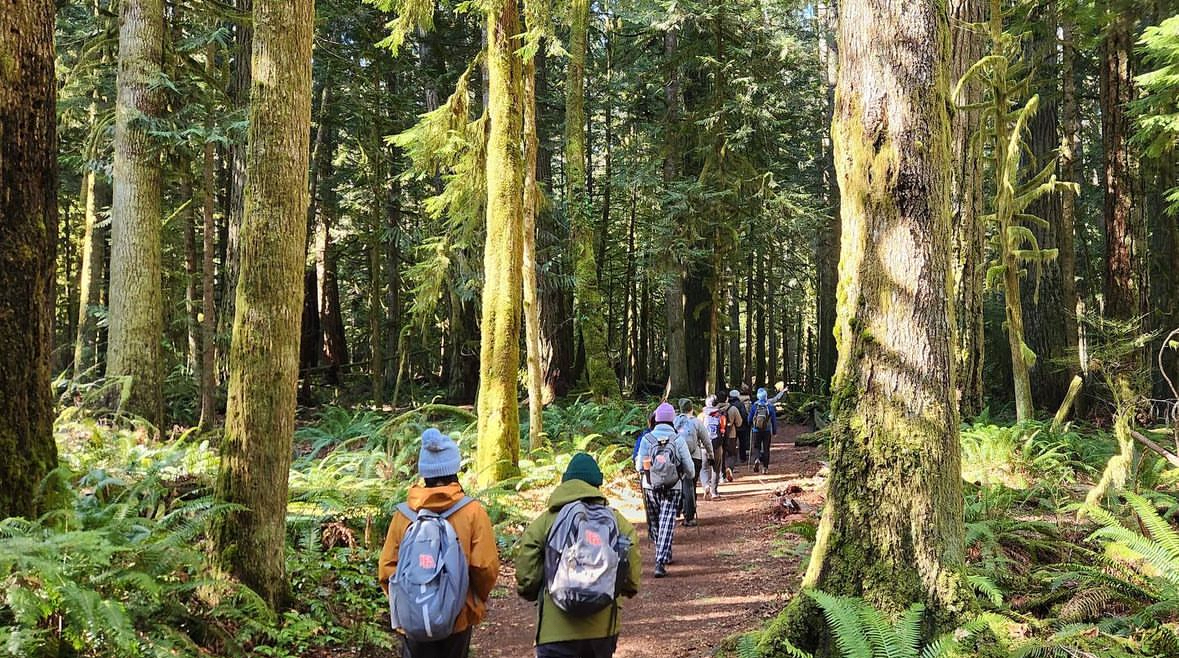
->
xmin=418 ymin=553 xmax=436 ymax=569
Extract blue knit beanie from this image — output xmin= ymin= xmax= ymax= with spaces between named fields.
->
xmin=757 ymin=388 xmax=768 ymax=402
xmin=419 ymin=428 xmax=461 ymax=479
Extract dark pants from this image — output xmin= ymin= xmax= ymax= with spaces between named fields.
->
xmin=751 ymin=430 xmax=772 ymax=468
xmin=724 ymin=435 xmax=739 ymax=473
xmin=738 ymin=427 xmax=751 ymax=463
xmin=402 ymin=628 xmax=472 ymax=658
xmin=682 ymin=458 xmax=702 ymax=521
xmin=536 ymin=636 xmax=619 ymax=658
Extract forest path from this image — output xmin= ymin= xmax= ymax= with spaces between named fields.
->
xmin=475 ymin=425 xmax=825 ymax=658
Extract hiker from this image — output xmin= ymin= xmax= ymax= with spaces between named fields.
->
xmin=700 ymin=395 xmax=725 ymax=499
xmin=634 ymin=402 xmax=695 ymax=577
xmin=674 ymin=398 xmax=710 ymax=526
xmin=717 ymin=391 xmax=744 ymax=481
xmin=516 ymin=453 xmax=641 ymax=658
xmin=632 ymin=412 xmax=657 ymax=540
xmin=379 ymin=429 xmax=499 ymax=658
xmin=735 ymin=386 xmax=752 ymax=464
xmin=748 ymin=388 xmax=779 ymax=474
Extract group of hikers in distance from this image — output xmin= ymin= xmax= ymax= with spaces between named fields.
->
xmin=380 ymin=386 xmax=782 ymax=657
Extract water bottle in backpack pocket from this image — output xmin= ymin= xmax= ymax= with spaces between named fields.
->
xmin=389 ymin=497 xmax=473 ymax=641
xmin=544 ymin=501 xmax=630 ymax=616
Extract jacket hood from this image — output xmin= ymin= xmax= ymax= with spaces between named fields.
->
xmin=406 ymin=482 xmax=467 ymax=512
xmin=546 ymin=479 xmax=607 ymax=510
xmin=649 ymin=423 xmax=678 ymax=441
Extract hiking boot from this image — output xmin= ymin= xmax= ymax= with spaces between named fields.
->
xmin=753 ymin=462 xmax=761 ymax=474
xmin=654 ymin=563 xmax=668 ymax=578
xmin=684 ymin=519 xmax=699 ymax=527
xmin=724 ymin=467 xmax=733 ymax=481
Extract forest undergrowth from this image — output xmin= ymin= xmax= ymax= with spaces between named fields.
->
xmin=5 ymin=394 xmax=1179 ymax=658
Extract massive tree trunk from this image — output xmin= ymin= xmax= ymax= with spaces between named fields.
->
xmin=663 ymin=27 xmax=689 ymax=396
xmin=106 ymin=0 xmax=165 ymax=426
xmin=0 ymin=0 xmax=59 ymax=519
xmin=568 ymin=0 xmax=615 ymax=398
xmin=1058 ymin=5 xmax=1083 ymax=400
xmin=214 ymin=0 xmax=313 ymax=610
xmin=762 ymin=0 xmax=967 ymax=651
xmin=475 ymin=0 xmax=524 ymax=487
xmin=950 ymin=0 xmax=986 ymax=418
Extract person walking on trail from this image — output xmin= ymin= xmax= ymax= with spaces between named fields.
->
xmin=674 ymin=398 xmax=710 ymax=526
xmin=700 ymin=395 xmax=725 ymax=499
xmin=748 ymin=388 xmax=779 ymax=474
xmin=631 ymin=412 xmax=657 ymax=540
xmin=634 ymin=402 xmax=695 ymax=577
xmin=379 ymin=429 xmax=499 ymax=658
xmin=516 ymin=453 xmax=641 ymax=658
xmin=735 ymin=386 xmax=752 ymax=464
xmin=717 ymin=391 xmax=744 ymax=481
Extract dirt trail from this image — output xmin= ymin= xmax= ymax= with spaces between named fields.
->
xmin=475 ymin=425 xmax=825 ymax=658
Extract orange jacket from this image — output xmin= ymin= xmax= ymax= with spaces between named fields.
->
xmin=378 ymin=483 xmax=500 ymax=634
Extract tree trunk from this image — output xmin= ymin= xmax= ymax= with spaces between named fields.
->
xmin=318 ymin=212 xmax=348 ymax=385
xmin=74 ymin=168 xmax=110 ymax=381
xmin=949 ymin=0 xmax=986 ymax=418
xmin=106 ymin=0 xmax=165 ymax=427
xmin=182 ymin=177 xmax=201 ymax=376
xmin=536 ymin=48 xmax=574 ymax=401
xmin=755 ymin=248 xmax=767 ymax=387
xmin=663 ymin=27 xmax=688 ymax=397
xmin=214 ymin=0 xmax=313 ymax=611
xmin=1101 ymin=11 xmax=1141 ymax=328
xmin=764 ymin=0 xmax=968 ymax=650
xmin=476 ymin=0 xmax=524 ymax=486
xmin=199 ymin=44 xmax=218 ymax=428
xmin=219 ymin=0 xmax=252 ymax=371
xmin=568 ymin=0 xmax=615 ymax=398
xmin=815 ymin=0 xmax=840 ymax=395
xmin=0 ymin=0 xmax=59 ymax=519
xmin=1058 ymin=6 xmax=1083 ymax=397
xmin=522 ymin=30 xmax=545 ymax=451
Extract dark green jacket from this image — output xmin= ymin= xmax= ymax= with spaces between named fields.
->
xmin=515 ymin=480 xmax=642 ymax=645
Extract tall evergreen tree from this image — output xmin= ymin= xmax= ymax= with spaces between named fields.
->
xmin=214 ymin=0 xmax=314 ymax=610
xmin=106 ymin=0 xmax=165 ymax=426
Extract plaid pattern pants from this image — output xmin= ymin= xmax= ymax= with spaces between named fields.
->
xmin=643 ymin=486 xmax=683 ymax=565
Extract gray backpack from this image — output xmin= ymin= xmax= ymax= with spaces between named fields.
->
xmin=389 ymin=497 xmax=474 ymax=641
xmin=544 ymin=500 xmax=630 ymax=616
xmin=648 ymin=436 xmax=682 ymax=490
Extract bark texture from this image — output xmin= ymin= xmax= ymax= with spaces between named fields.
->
xmin=763 ymin=1 xmax=968 ymax=651
xmin=663 ymin=27 xmax=688 ymax=397
xmin=567 ymin=0 xmax=615 ymax=398
xmin=949 ymin=0 xmax=986 ymax=417
xmin=475 ymin=0 xmax=524 ymax=486
xmin=214 ymin=0 xmax=314 ymax=610
xmin=1101 ymin=11 xmax=1141 ymax=326
xmin=106 ymin=0 xmax=165 ymax=426
xmin=0 ymin=0 xmax=59 ymax=519
xmin=522 ymin=41 xmax=545 ymax=452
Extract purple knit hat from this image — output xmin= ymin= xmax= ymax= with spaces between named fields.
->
xmin=654 ymin=402 xmax=676 ymax=423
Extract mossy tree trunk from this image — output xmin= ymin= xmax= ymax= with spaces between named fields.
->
xmin=213 ymin=0 xmax=314 ymax=610
xmin=567 ymin=0 xmax=615 ymax=398
xmin=663 ymin=26 xmax=688 ymax=397
xmin=74 ymin=163 xmax=110 ymax=382
xmin=522 ymin=16 xmax=545 ymax=452
xmin=815 ymin=0 xmax=839 ymax=396
xmin=950 ymin=0 xmax=986 ymax=418
xmin=200 ymin=46 xmax=218 ymax=429
xmin=761 ymin=0 xmax=968 ymax=652
xmin=106 ymin=0 xmax=165 ymax=427
xmin=475 ymin=0 xmax=524 ymax=487
xmin=0 ymin=0 xmax=59 ymax=520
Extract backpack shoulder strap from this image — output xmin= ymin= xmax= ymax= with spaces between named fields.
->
xmin=440 ymin=496 xmax=475 ymax=520
xmin=397 ymin=502 xmax=418 ymax=522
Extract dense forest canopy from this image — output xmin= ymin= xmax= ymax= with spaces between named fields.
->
xmin=2 ymin=0 xmax=1179 ymax=655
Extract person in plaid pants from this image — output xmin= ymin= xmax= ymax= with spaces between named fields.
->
xmin=634 ymin=402 xmax=695 ymax=578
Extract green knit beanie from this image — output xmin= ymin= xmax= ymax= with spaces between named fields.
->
xmin=562 ymin=452 xmax=604 ymax=487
